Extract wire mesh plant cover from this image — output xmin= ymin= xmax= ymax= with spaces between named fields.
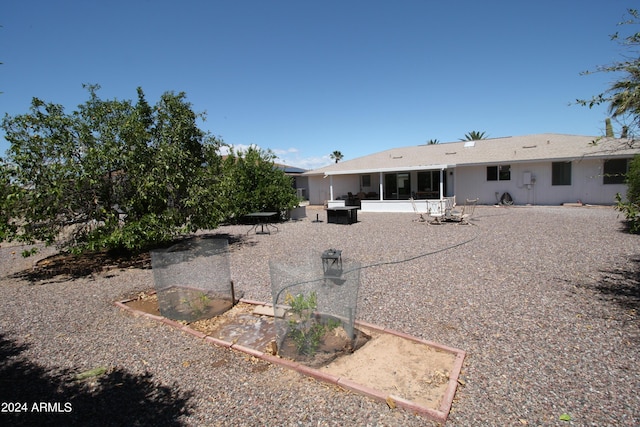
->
xmin=151 ymin=238 xmax=233 ymax=322
xmin=269 ymin=252 xmax=362 ymax=367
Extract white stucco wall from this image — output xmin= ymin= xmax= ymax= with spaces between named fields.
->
xmin=454 ymin=159 xmax=626 ymax=205
xmin=308 ymin=176 xmax=330 ymax=205
xmin=307 ymin=158 xmax=628 ymax=207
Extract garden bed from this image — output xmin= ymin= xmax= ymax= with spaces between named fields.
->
xmin=117 ymin=291 xmax=465 ymax=422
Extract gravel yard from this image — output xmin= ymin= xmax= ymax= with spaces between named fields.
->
xmin=1 ymin=205 xmax=639 ymax=426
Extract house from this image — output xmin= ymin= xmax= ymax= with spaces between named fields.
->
xmin=275 ymin=162 xmax=308 ymax=200
xmin=303 ymin=133 xmax=640 ymax=212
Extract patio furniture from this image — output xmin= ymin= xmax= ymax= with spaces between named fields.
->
xmin=410 ymin=197 xmax=427 ymax=222
xmin=443 ymin=196 xmax=456 ymax=216
xmin=326 ymin=206 xmax=358 ymax=224
xmin=245 ymin=212 xmax=279 ymax=234
xmin=446 ymin=198 xmax=478 ymax=224
xmin=346 ymin=192 xmax=359 ymax=206
xmin=426 ymin=200 xmax=446 ymax=224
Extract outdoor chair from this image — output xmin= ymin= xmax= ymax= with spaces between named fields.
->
xmin=447 ymin=198 xmax=478 ymax=224
xmin=410 ymin=197 xmax=427 ymax=222
xmin=426 ymin=200 xmax=445 ymax=224
xmin=443 ymin=196 xmax=456 ymax=217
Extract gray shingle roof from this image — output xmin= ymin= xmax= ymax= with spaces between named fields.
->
xmin=305 ymin=133 xmax=640 ymax=176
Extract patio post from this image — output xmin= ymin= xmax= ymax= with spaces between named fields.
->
xmin=329 ymin=175 xmax=334 ymax=201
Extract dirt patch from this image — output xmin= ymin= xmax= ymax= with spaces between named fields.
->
xmin=125 ymin=293 xmax=161 ymax=316
xmin=321 ymin=332 xmax=456 ymax=408
xmin=154 ymin=286 xmax=234 ymax=322
xmin=12 ymin=250 xmax=151 ymax=281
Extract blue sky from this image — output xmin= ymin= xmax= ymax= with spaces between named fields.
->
xmin=0 ymin=0 xmax=633 ymax=169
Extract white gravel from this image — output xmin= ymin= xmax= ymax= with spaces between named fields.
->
xmin=1 ymin=205 xmax=639 ymax=426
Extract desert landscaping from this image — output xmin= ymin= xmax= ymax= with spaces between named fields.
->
xmin=1 ymin=205 xmax=639 ymax=426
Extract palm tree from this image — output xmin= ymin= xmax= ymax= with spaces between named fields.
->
xmin=330 ymin=150 xmax=344 ymax=163
xmin=426 ymin=139 xmax=439 ymax=145
xmin=460 ymin=131 xmax=488 ymax=141
xmin=607 ymin=64 xmax=640 ymax=119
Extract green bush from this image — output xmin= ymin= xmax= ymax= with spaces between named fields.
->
xmin=616 ymin=154 xmax=640 ymax=233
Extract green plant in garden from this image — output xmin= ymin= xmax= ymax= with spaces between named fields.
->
xmin=284 ymin=291 xmax=339 ymax=356
xmin=180 ymin=292 xmax=211 ymax=318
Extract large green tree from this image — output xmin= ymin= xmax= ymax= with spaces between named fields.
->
xmin=0 ymin=86 xmax=295 ymax=253
xmin=217 ymin=146 xmax=298 ymax=221
xmin=578 ymin=9 xmax=640 ymax=231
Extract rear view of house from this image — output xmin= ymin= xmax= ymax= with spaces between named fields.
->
xmin=303 ymin=134 xmax=639 ymax=211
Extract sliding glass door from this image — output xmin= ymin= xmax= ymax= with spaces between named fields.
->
xmin=383 ymin=173 xmax=411 ymax=199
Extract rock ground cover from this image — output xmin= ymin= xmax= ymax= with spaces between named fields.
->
xmin=0 ymin=205 xmax=639 ymax=426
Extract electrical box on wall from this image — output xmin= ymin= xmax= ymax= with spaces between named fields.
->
xmin=523 ymin=172 xmax=532 ymax=185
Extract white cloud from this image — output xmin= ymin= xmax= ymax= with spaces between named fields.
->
xmin=219 ymin=144 xmax=332 ymax=171
xmin=272 ymin=147 xmax=299 ymax=156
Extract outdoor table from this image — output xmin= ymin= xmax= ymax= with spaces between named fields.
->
xmin=245 ymin=212 xmax=279 ymax=234
xmin=326 ymin=206 xmax=358 ymax=224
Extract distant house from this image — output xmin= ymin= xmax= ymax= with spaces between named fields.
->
xmin=302 ymin=134 xmax=640 ymax=211
xmin=275 ymin=163 xmax=308 ymax=200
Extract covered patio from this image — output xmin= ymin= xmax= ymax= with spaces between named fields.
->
xmin=323 ymin=164 xmax=455 ymax=213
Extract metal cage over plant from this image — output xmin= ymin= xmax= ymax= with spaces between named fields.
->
xmin=151 ymin=238 xmax=234 ymax=322
xmin=269 ymin=250 xmax=361 ymax=367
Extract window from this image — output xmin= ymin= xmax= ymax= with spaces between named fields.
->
xmin=487 ymin=165 xmax=510 ymax=181
xmin=499 ymin=165 xmax=511 ymax=181
xmin=603 ymin=159 xmax=629 ymax=184
xmin=361 ymin=174 xmax=371 ymax=187
xmin=552 ymin=162 xmax=571 ymax=186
